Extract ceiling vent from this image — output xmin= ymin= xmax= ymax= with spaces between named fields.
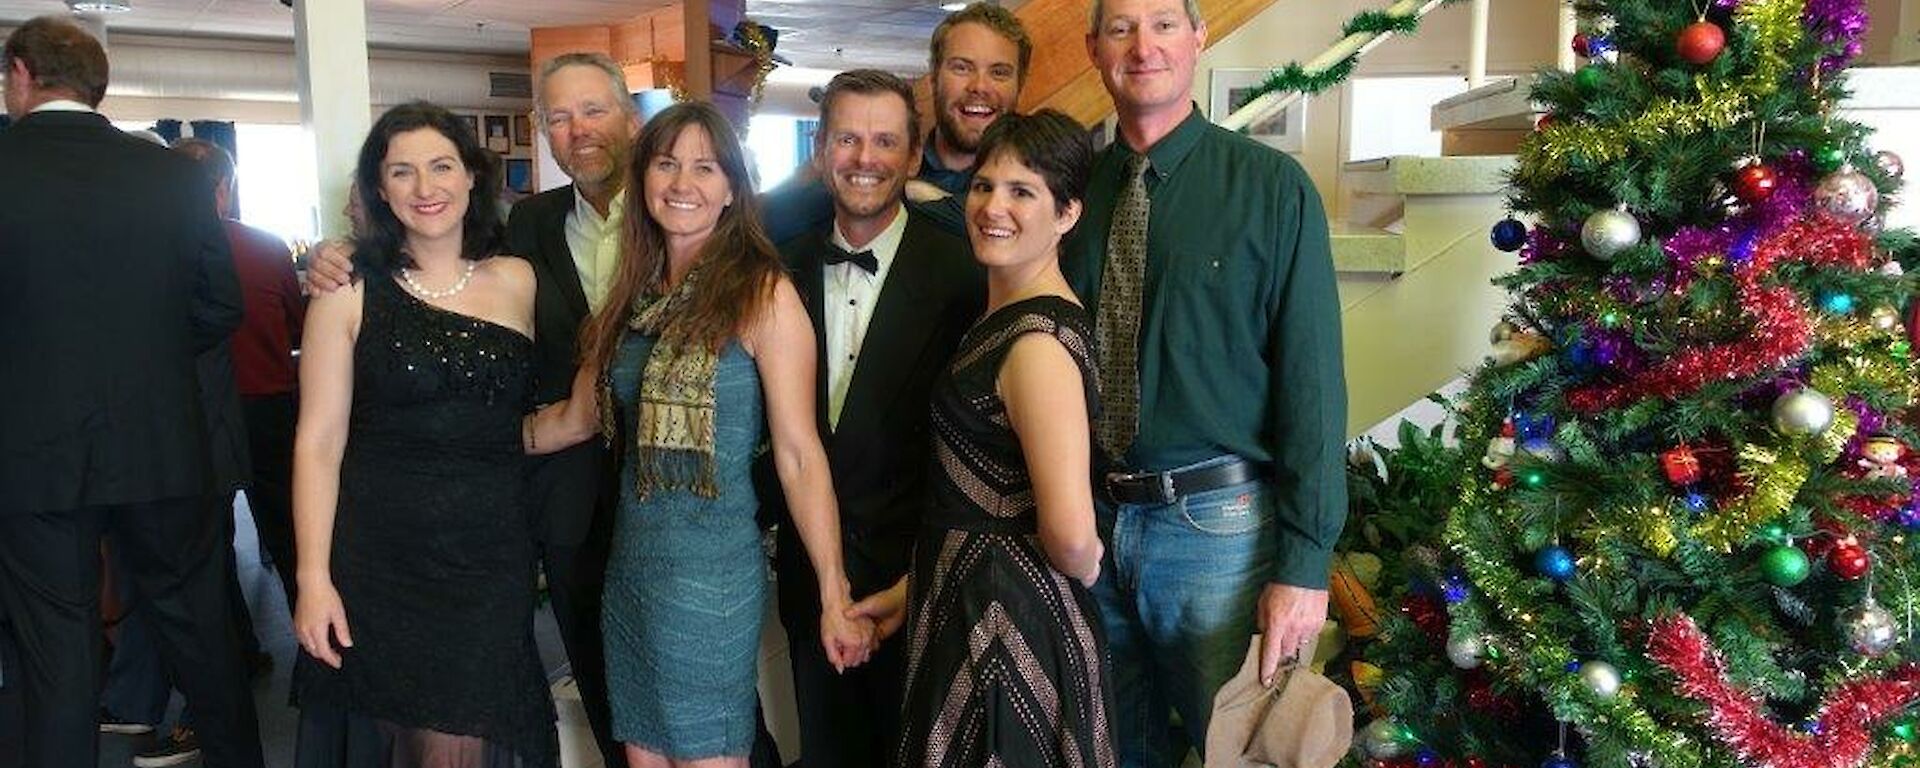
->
xmin=489 ymin=71 xmax=531 ymax=100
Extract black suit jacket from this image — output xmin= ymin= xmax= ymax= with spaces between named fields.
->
xmin=765 ymin=208 xmax=985 ymax=631
xmin=0 ymin=110 xmax=242 ymax=514
xmin=504 ymin=185 xmax=613 ymax=546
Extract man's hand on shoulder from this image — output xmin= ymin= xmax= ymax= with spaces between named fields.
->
xmin=904 ymin=179 xmax=951 ymax=204
xmin=305 ymin=238 xmax=357 ymax=294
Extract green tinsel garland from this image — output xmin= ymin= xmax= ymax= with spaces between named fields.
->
xmin=1230 ymin=0 xmax=1466 ymax=112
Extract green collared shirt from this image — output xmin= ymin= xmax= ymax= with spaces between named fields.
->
xmin=1063 ymin=105 xmax=1348 ymax=589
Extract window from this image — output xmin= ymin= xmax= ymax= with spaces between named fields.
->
xmin=747 ymin=114 xmax=809 ymax=191
xmin=234 ymin=123 xmax=320 ymax=245
xmin=1346 ymin=75 xmax=1479 ymax=161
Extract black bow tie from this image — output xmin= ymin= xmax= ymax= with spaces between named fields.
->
xmin=824 ymin=243 xmax=878 ymax=275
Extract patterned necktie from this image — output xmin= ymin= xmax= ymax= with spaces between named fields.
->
xmin=1095 ymin=153 xmax=1150 ymax=459
xmin=586 ymin=191 xmax=625 ymax=312
xmin=823 ymin=243 xmax=878 ymax=274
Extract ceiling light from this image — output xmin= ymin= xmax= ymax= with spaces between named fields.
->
xmin=940 ymin=2 xmax=968 ymax=10
xmin=67 ymin=0 xmax=132 ymax=12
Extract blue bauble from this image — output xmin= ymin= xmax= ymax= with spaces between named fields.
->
xmin=1683 ymin=491 xmax=1712 ymax=513
xmin=1535 ymin=546 xmax=1577 ymax=581
xmin=1492 ymin=218 xmax=1528 ymax=252
xmin=1821 ymin=292 xmax=1856 ymax=315
xmin=1542 ymin=754 xmax=1580 ymax=768
xmin=1416 ymin=747 xmax=1442 ymax=768
xmin=1584 ymin=35 xmax=1614 ymax=58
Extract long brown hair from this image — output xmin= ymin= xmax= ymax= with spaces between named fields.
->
xmin=579 ymin=101 xmax=783 ymax=373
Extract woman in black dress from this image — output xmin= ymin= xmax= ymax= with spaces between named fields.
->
xmin=289 ymin=102 xmax=558 ymax=767
xmin=885 ymin=110 xmax=1116 ymax=767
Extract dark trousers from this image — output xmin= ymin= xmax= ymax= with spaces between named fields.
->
xmin=0 ymin=497 xmax=264 ymax=768
xmin=528 ymin=441 xmax=620 ymax=767
xmin=101 ymin=493 xmax=263 ymax=728
xmin=785 ymin=619 xmax=907 ymax=767
xmin=240 ymin=393 xmax=298 ymax=611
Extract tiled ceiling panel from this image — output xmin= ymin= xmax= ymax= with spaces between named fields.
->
xmin=0 ymin=0 xmax=952 ymax=74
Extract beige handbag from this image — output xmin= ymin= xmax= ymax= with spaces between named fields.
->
xmin=1205 ymin=635 xmax=1355 ymax=768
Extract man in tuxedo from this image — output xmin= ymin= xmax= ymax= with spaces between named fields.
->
xmin=763 ymin=68 xmax=986 ymax=767
xmin=0 ymin=16 xmax=264 ymax=768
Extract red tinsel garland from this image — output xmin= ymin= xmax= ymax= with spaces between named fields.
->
xmin=1646 ymin=613 xmax=1920 ymax=768
xmin=1568 ymin=220 xmax=1874 ymax=413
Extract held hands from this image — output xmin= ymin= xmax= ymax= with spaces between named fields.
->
xmin=306 ymin=238 xmax=356 ymax=293
xmin=293 ymin=578 xmax=354 ymax=669
xmin=819 ymin=599 xmax=877 ymax=674
xmin=845 ymin=575 xmax=910 ymax=644
xmin=1256 ymin=583 xmax=1329 ymax=687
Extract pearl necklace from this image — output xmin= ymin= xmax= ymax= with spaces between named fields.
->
xmin=401 ymin=260 xmax=478 ymax=300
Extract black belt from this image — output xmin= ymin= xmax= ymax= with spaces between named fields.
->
xmin=1102 ymin=458 xmax=1263 ymax=506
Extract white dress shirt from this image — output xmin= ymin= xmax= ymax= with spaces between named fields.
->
xmin=31 ymin=100 xmax=93 ymax=114
xmin=825 ymin=204 xmax=908 ymax=430
xmin=564 ymin=187 xmax=624 ymax=311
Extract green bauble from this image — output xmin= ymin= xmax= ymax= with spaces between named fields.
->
xmin=1812 ymin=143 xmax=1848 ymax=173
xmin=1760 ymin=545 xmax=1811 ymax=586
xmin=1575 ymin=65 xmax=1606 ymax=89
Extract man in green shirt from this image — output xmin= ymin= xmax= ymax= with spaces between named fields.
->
xmin=1066 ymin=0 xmax=1347 ymax=762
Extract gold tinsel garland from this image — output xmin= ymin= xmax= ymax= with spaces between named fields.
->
xmin=1689 ymin=408 xmax=1858 ymax=551
xmin=1516 ymin=0 xmax=1804 ymax=178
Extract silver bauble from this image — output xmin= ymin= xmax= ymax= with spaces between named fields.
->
xmin=1362 ymin=719 xmax=1408 ymax=759
xmin=1771 ymin=388 xmax=1836 ymax=436
xmin=1491 ymin=319 xmax=1521 ymax=344
xmin=1874 ymin=150 xmax=1905 ymax=180
xmin=1581 ymin=208 xmax=1641 ymax=260
xmin=1447 ymin=635 xmax=1486 ymax=669
xmin=1580 ymin=660 xmax=1622 ymax=698
xmin=1842 ymin=600 xmax=1899 ymax=657
xmin=1871 ymin=304 xmax=1902 ymax=333
xmin=1813 ymin=167 xmax=1880 ymax=226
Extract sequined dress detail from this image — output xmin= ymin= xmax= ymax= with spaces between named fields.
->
xmin=293 ymin=271 xmax=555 ymax=767
xmin=895 ymin=295 xmax=1116 ymax=768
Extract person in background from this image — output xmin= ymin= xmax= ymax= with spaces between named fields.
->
xmin=0 ymin=15 xmax=262 ymax=768
xmin=889 ymin=109 xmax=1115 ymax=768
xmin=1067 ymin=0 xmax=1348 ymax=763
xmin=290 ymin=100 xmax=556 ymax=767
xmin=758 ymin=2 xmax=1031 ymax=243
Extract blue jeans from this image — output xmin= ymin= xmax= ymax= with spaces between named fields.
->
xmin=1092 ymin=456 xmax=1277 ymax=768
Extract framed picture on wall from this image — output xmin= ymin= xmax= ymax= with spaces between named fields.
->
xmin=456 ymin=114 xmax=480 ymax=142
xmin=483 ymin=115 xmax=512 ymax=154
xmin=505 ymin=158 xmax=532 ymax=193
xmin=513 ymin=114 xmax=533 ymax=147
xmin=1208 ymin=68 xmax=1306 ymax=153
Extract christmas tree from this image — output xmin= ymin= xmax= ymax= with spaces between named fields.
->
xmin=1353 ymin=1 xmax=1920 ymax=767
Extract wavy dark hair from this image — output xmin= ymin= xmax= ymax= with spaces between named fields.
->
xmin=351 ymin=100 xmax=504 ymax=273
xmin=974 ymin=109 xmax=1093 ymax=216
xmin=580 ymin=101 xmax=783 ymax=371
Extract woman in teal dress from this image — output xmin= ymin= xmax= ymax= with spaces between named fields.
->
xmin=527 ymin=101 xmax=872 ymax=767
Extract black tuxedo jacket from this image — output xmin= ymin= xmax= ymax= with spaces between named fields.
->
xmin=765 ymin=208 xmax=985 ymax=630
xmin=0 ymin=110 xmax=242 ymax=514
xmin=504 ymin=185 xmax=614 ymax=547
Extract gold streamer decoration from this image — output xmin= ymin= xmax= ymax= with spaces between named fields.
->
xmin=1689 ymin=409 xmax=1858 ymax=551
xmin=1636 ymin=505 xmax=1681 ymax=558
xmin=1516 ymin=0 xmax=1805 ymax=178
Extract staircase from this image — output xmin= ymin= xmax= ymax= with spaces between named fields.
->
xmin=1331 ymin=154 xmax=1513 ymax=438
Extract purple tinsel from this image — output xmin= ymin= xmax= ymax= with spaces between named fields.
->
xmin=1844 ymin=396 xmax=1886 ymax=456
xmin=1519 ymin=225 xmax=1567 ymax=266
xmin=1803 ymin=0 xmax=1870 ymax=70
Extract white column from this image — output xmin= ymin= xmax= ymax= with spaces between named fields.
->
xmin=293 ymin=0 xmax=371 ymax=239
xmin=1557 ymin=0 xmax=1578 ymax=72
xmin=1467 ymin=0 xmax=1489 ymax=87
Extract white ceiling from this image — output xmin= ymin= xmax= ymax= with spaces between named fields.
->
xmin=0 ymin=0 xmax=947 ymax=73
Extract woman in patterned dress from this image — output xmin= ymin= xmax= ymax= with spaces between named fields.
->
xmin=879 ymin=110 xmax=1117 ymax=767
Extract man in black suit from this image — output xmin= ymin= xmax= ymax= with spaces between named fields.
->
xmin=0 ymin=17 xmax=264 ymax=768
xmin=764 ymin=69 xmax=986 ymax=767
xmin=503 ymin=52 xmax=640 ymax=767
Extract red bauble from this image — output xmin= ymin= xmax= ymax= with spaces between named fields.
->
xmin=1733 ymin=162 xmax=1780 ymax=203
xmin=1572 ymin=32 xmax=1592 ymax=58
xmin=1662 ymin=445 xmax=1703 ymax=486
xmin=1830 ymin=542 xmax=1871 ymax=580
xmin=1677 ymin=21 xmax=1727 ymax=64
xmin=1535 ymin=113 xmax=1556 ymax=131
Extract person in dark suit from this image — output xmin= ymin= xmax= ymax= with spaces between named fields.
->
xmin=0 ymin=16 xmax=264 ymax=768
xmin=762 ymin=69 xmax=986 ymax=767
